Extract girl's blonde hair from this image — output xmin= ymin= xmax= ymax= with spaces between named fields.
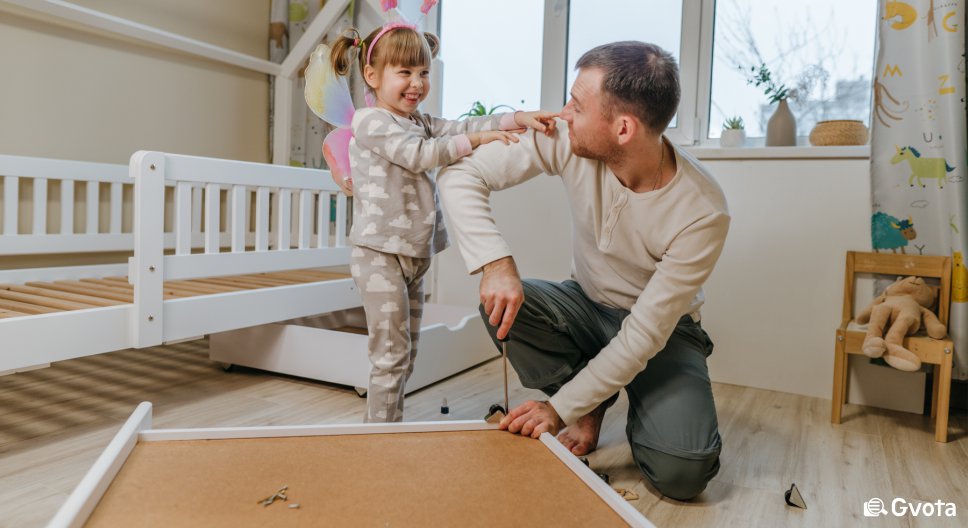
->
xmin=330 ymin=26 xmax=440 ymax=84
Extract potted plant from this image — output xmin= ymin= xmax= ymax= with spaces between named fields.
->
xmin=458 ymin=100 xmax=515 ymax=119
xmin=720 ymin=116 xmax=746 ymax=147
xmin=746 ymin=63 xmax=796 ymax=146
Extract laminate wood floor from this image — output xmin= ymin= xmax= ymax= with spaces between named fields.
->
xmin=1 ymin=339 xmax=965 ymax=527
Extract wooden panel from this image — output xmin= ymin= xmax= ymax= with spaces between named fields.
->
xmin=0 ymin=308 xmax=29 ymax=318
xmin=0 ymin=298 xmax=60 ymax=315
xmin=317 ymin=192 xmax=330 ymax=248
xmin=80 ymin=279 xmax=134 ymax=292
xmin=0 ymin=289 xmax=100 ymax=311
xmin=1 ymin=284 xmax=124 ymax=307
xmin=843 ymin=330 xmax=951 ymax=364
xmin=84 ymin=432 xmax=628 ymax=528
xmin=27 ymin=282 xmax=132 ymax=303
xmin=850 ymin=251 xmax=948 ymax=278
xmin=168 ymin=281 xmax=245 ymax=294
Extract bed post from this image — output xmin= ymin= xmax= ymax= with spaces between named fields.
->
xmin=131 ymin=151 xmax=166 ymax=348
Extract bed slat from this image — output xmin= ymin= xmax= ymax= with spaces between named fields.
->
xmin=2 ymin=176 xmax=17 ymax=235
xmin=109 ymin=182 xmax=122 ymax=233
xmin=231 ymin=185 xmax=246 ymax=253
xmin=204 ymin=183 xmax=220 ymax=254
xmin=255 ymin=187 xmax=269 ymax=252
xmin=32 ymin=177 xmax=47 ymax=234
xmin=85 ymin=181 xmax=99 ymax=234
xmin=277 ymin=189 xmax=291 ymax=251
xmin=298 ymin=190 xmax=312 ymax=250
xmin=27 ymin=282 xmax=133 ymax=303
xmin=317 ymin=192 xmax=330 ymax=248
xmin=175 ymin=182 xmax=192 ymax=255
xmin=335 ymin=193 xmax=347 ymax=247
xmin=0 ymin=297 xmax=60 ymax=315
xmin=0 ymin=289 xmax=98 ymax=311
xmin=61 ymin=180 xmax=75 ymax=234
xmin=0 ymin=284 xmax=123 ymax=307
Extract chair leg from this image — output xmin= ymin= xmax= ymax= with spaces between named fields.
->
xmin=935 ymin=350 xmax=953 ymax=443
xmin=831 ymin=334 xmax=847 ymax=424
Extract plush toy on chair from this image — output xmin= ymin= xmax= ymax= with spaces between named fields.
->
xmin=855 ymin=276 xmax=947 ymax=371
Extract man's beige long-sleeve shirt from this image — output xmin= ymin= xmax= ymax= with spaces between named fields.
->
xmin=437 ymin=121 xmax=730 ymax=425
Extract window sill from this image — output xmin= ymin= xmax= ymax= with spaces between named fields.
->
xmin=685 ymin=145 xmax=870 ymax=160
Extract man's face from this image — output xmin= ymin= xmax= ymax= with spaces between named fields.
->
xmin=560 ymin=68 xmax=619 ymax=161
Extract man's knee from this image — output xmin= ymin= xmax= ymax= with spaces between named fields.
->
xmin=631 ymin=443 xmax=720 ymax=501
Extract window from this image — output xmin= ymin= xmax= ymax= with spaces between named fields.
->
xmin=438 ymin=0 xmax=878 ymax=146
xmin=565 ymin=0 xmax=695 ymax=140
xmin=438 ymin=0 xmax=544 ymax=120
xmin=707 ymin=0 xmax=877 ymax=140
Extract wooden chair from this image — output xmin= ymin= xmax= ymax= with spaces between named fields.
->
xmin=831 ymin=251 xmax=954 ymax=442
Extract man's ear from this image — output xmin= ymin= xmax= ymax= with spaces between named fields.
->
xmin=615 ymin=114 xmax=637 ymax=146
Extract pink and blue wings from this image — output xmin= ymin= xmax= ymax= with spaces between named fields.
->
xmin=304 ymin=43 xmax=356 ymax=188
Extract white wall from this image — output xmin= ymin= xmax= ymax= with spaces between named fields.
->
xmin=434 ymin=154 xmax=925 ymax=408
xmin=0 ymin=0 xmax=269 ymax=164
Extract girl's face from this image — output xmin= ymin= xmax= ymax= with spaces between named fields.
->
xmin=366 ymin=63 xmax=431 ymax=117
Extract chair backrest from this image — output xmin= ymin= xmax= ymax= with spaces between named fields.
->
xmin=842 ymin=251 xmax=952 ymax=327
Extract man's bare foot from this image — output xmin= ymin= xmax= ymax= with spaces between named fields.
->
xmin=556 ymin=397 xmax=614 ymax=456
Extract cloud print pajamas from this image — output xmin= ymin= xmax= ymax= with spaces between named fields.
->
xmin=348 ymin=107 xmax=517 ymax=422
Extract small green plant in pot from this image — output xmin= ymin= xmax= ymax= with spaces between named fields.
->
xmin=458 ymin=101 xmax=515 ymax=119
xmin=720 ymin=116 xmax=746 ymax=147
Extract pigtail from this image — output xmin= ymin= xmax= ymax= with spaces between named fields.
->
xmin=330 ymin=28 xmax=362 ymax=77
xmin=423 ymin=32 xmax=440 ymax=59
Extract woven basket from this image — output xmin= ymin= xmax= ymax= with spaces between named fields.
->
xmin=808 ymin=120 xmax=869 ymax=146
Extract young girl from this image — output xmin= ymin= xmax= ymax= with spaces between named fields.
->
xmin=329 ymin=22 xmax=555 ymax=422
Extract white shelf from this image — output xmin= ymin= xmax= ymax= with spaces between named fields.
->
xmin=687 ymin=145 xmax=870 ymax=160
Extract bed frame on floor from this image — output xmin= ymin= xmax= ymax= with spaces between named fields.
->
xmin=0 ymin=152 xmax=358 ymax=375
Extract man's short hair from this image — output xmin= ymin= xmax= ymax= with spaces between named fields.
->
xmin=575 ymin=41 xmax=680 ymax=133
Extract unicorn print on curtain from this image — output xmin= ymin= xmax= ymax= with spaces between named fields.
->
xmin=871 ymin=0 xmax=967 ymax=379
xmin=269 ymin=0 xmax=356 ymax=167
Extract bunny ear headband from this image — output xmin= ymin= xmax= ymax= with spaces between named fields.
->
xmin=367 ymin=0 xmax=438 ymax=65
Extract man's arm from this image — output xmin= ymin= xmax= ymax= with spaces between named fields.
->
xmin=437 ymin=122 xmax=571 ymax=339
xmin=549 ymin=212 xmax=730 ymax=426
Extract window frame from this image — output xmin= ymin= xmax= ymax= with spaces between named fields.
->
xmin=441 ymin=0 xmax=871 ymax=149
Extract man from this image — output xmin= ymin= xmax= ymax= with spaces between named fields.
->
xmin=437 ymin=41 xmax=729 ymax=501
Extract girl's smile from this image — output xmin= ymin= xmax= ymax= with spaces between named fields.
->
xmin=367 ymin=64 xmax=431 ymax=117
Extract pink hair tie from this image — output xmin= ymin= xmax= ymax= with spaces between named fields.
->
xmin=366 ymin=21 xmax=417 ymax=66
xmin=353 ymin=37 xmax=360 ymax=47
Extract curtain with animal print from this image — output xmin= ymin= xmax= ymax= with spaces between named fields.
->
xmin=872 ymin=0 xmax=967 ymax=379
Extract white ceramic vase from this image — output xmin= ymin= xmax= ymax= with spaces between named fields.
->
xmin=720 ymin=129 xmax=746 ymax=148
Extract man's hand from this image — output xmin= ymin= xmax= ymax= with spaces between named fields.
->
xmin=480 ymin=257 xmax=523 ymax=340
xmin=499 ymin=400 xmax=566 ymax=438
xmin=514 ymin=111 xmax=559 ymax=136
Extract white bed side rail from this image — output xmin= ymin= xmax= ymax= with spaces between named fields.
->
xmin=0 ymin=154 xmax=266 ymax=257
xmin=130 ymin=151 xmax=350 ymax=347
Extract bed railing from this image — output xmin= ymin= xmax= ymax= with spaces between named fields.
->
xmin=130 ymin=151 xmax=352 ymax=346
xmin=0 ymin=154 xmax=275 ymax=257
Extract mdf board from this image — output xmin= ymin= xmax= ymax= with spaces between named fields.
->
xmin=49 ymin=403 xmax=653 ymax=528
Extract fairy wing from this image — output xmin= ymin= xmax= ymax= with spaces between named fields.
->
xmin=322 ymin=127 xmax=353 ymax=188
xmin=304 ymin=43 xmax=355 ymax=128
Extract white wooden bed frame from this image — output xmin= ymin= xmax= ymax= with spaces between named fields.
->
xmin=0 ymin=152 xmax=359 ymax=374
xmin=46 ymin=402 xmax=655 ymax=528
